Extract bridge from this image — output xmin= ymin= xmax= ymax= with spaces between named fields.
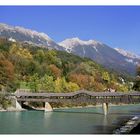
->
xmin=13 ymin=90 xmax=140 ymax=115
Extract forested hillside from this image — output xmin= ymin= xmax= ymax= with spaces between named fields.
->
xmin=0 ymin=38 xmax=133 ymax=93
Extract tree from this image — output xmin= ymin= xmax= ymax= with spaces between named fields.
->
xmin=68 ymin=73 xmax=91 ymax=89
xmin=34 ymin=50 xmax=45 ymax=64
xmin=28 ymin=73 xmax=40 ymax=92
xmin=45 ymin=50 xmax=57 ymax=64
xmin=54 ymin=77 xmax=79 ymax=93
xmin=54 ymin=77 xmax=67 ymax=93
xmin=102 ymin=71 xmax=110 ymax=83
xmin=116 ymin=84 xmax=129 ymax=92
xmin=0 ymin=94 xmax=11 ymax=109
xmin=0 ymin=59 xmax=16 ymax=91
xmin=9 ymin=43 xmax=32 ymax=60
xmin=9 ymin=43 xmax=33 ymax=78
xmin=133 ymin=66 xmax=140 ymax=91
xmin=49 ymin=64 xmax=62 ymax=79
xmin=66 ymin=82 xmax=80 ymax=92
xmin=41 ymin=75 xmax=55 ymax=92
xmin=45 ymin=50 xmax=62 ymax=67
xmin=26 ymin=60 xmax=39 ymax=76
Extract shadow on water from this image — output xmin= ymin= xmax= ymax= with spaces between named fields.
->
xmin=53 ymin=110 xmax=104 ymax=115
xmin=22 ymin=104 xmax=40 ymax=111
xmin=53 ymin=110 xmax=136 ymax=116
xmin=91 ymin=125 xmax=116 ymax=134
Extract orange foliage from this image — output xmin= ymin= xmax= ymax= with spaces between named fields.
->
xmin=68 ymin=73 xmax=91 ymax=89
xmin=49 ymin=64 xmax=62 ymax=79
xmin=0 ymin=59 xmax=15 ymax=81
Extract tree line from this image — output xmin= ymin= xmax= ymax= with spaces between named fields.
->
xmin=0 ymin=38 xmax=138 ymax=93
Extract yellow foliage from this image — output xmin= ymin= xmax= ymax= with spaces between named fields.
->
xmin=66 ymin=82 xmax=80 ymax=92
xmin=10 ymin=43 xmax=32 ymax=59
xmin=54 ymin=77 xmax=80 ymax=93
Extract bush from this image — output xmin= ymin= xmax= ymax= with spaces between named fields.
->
xmin=0 ymin=94 xmax=11 ymax=109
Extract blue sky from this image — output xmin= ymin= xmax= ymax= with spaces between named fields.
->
xmin=0 ymin=6 xmax=140 ymax=54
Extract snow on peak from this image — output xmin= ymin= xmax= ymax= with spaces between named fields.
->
xmin=0 ymin=23 xmax=52 ymax=41
xmin=59 ymin=37 xmax=102 ymax=46
xmin=8 ymin=37 xmax=16 ymax=42
xmin=59 ymin=37 xmax=102 ymax=53
xmin=115 ymin=48 xmax=140 ymax=59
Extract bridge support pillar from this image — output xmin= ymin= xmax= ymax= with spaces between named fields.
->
xmin=102 ymin=103 xmax=108 ymax=115
xmin=11 ymin=96 xmax=22 ymax=110
xmin=45 ymin=102 xmax=53 ymax=112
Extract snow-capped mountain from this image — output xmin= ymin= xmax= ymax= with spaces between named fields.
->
xmin=0 ymin=23 xmax=139 ymax=75
xmin=115 ymin=48 xmax=140 ymax=59
xmin=59 ymin=37 xmax=102 ymax=54
xmin=115 ymin=48 xmax=140 ymax=67
xmin=59 ymin=38 xmax=140 ymax=75
xmin=0 ymin=23 xmax=63 ymax=50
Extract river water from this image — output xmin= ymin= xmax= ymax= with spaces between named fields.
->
xmin=0 ymin=104 xmax=140 ymax=134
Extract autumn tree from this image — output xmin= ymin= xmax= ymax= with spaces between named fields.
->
xmin=9 ymin=43 xmax=33 ymax=78
xmin=54 ymin=77 xmax=67 ymax=93
xmin=66 ymin=82 xmax=80 ymax=92
xmin=49 ymin=64 xmax=62 ymax=79
xmin=102 ymin=71 xmax=110 ymax=83
xmin=54 ymin=77 xmax=79 ymax=93
xmin=9 ymin=43 xmax=32 ymax=60
xmin=68 ymin=73 xmax=91 ymax=89
xmin=0 ymin=59 xmax=16 ymax=91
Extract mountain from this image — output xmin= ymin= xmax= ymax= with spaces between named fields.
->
xmin=115 ymin=48 xmax=140 ymax=59
xmin=59 ymin=38 xmax=140 ymax=75
xmin=115 ymin=48 xmax=140 ymax=66
xmin=0 ymin=23 xmax=63 ymax=50
xmin=0 ymin=23 xmax=139 ymax=76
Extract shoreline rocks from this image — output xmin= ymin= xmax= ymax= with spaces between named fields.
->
xmin=113 ymin=116 xmax=140 ymax=134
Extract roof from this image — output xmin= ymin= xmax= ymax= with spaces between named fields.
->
xmin=14 ymin=90 xmax=140 ymax=97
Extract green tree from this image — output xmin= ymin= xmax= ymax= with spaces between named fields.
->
xmin=34 ymin=50 xmax=45 ymax=64
xmin=41 ymin=75 xmax=55 ymax=92
xmin=0 ymin=94 xmax=11 ymax=109
xmin=102 ymin=71 xmax=110 ymax=83
xmin=28 ymin=73 xmax=40 ymax=92
xmin=26 ymin=60 xmax=39 ymax=76
xmin=116 ymin=84 xmax=129 ymax=92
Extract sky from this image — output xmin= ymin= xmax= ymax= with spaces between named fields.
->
xmin=0 ymin=6 xmax=140 ymax=54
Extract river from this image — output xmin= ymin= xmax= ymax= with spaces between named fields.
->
xmin=0 ymin=104 xmax=140 ymax=134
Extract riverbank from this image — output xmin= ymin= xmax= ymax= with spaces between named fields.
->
xmin=129 ymin=123 xmax=140 ymax=134
xmin=0 ymin=106 xmax=25 ymax=112
xmin=1 ymin=103 xmax=139 ymax=112
xmin=113 ymin=116 xmax=140 ymax=134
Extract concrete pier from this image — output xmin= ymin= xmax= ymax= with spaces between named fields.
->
xmin=102 ymin=103 xmax=108 ymax=115
xmin=45 ymin=102 xmax=53 ymax=112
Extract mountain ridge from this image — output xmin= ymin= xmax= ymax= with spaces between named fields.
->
xmin=0 ymin=23 xmax=64 ymax=50
xmin=59 ymin=38 xmax=140 ymax=75
xmin=0 ymin=23 xmax=139 ymax=76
